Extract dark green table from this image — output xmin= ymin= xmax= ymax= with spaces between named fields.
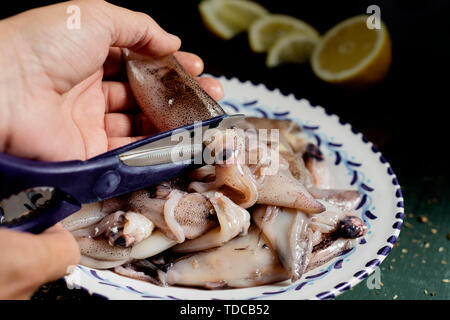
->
xmin=336 ymin=159 xmax=450 ymax=300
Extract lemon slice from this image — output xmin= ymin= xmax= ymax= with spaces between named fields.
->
xmin=266 ymin=34 xmax=319 ymax=68
xmin=199 ymin=0 xmax=269 ymax=40
xmin=311 ymin=15 xmax=392 ymax=88
xmin=248 ymin=14 xmax=320 ymax=53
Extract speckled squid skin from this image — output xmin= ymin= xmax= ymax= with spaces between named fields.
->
xmin=123 ymin=49 xmax=225 ymax=132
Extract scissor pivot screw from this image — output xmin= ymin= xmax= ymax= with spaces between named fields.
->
xmin=93 ymin=170 xmax=121 ymax=199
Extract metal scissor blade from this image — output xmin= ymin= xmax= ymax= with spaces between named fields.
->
xmin=118 ymin=114 xmax=245 ymax=167
xmin=215 ymin=113 xmax=245 ymax=130
xmin=0 ymin=187 xmax=55 ymax=222
xmin=0 ymin=187 xmax=81 ymax=234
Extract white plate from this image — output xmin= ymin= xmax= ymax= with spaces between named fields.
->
xmin=65 ymin=76 xmax=404 ymax=300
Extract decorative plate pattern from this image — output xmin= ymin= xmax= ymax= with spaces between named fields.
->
xmin=64 ymin=76 xmax=403 ymax=300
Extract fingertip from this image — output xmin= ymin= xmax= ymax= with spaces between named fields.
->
xmin=174 ymin=51 xmax=204 ymax=76
xmin=192 ymin=58 xmax=204 ymax=74
xmin=145 ymin=30 xmax=181 ymax=57
xmin=165 ymin=32 xmax=182 ymax=50
xmin=196 ymin=77 xmax=224 ymax=101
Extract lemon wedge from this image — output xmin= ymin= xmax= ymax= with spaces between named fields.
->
xmin=248 ymin=14 xmax=320 ymax=53
xmin=266 ymin=34 xmax=319 ymax=68
xmin=311 ymin=15 xmax=392 ymax=88
xmin=199 ymin=0 xmax=269 ymax=40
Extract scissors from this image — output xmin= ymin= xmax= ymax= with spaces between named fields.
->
xmin=0 ymin=114 xmax=244 ymax=234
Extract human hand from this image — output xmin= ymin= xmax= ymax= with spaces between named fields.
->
xmin=0 ymin=0 xmax=223 ymax=161
xmin=0 ymin=223 xmax=80 ymax=299
xmin=0 ymin=0 xmax=223 ymax=299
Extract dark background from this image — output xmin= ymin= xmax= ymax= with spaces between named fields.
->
xmin=1 ymin=0 xmax=449 ymax=300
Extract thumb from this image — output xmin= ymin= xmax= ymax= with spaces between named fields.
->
xmin=0 ymin=224 xmax=79 ymax=299
xmin=99 ymin=1 xmax=181 ymax=56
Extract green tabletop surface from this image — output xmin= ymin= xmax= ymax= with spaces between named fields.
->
xmin=335 ymin=163 xmax=450 ymax=300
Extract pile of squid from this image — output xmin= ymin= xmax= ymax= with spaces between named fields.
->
xmin=61 ymin=50 xmax=367 ymax=289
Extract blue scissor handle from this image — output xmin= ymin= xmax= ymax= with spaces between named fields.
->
xmin=0 ymin=114 xmax=226 ymax=233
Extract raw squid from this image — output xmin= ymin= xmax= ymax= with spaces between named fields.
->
xmin=188 ymin=160 xmax=258 ymax=209
xmin=309 ymin=188 xmax=362 ymax=211
xmin=127 ymin=187 xmax=218 ymax=242
xmin=123 ymin=49 xmax=225 ymax=132
xmin=80 ymin=256 xmax=128 ymax=270
xmin=239 ymin=117 xmax=307 ymax=154
xmin=253 ymin=205 xmax=313 ymax=281
xmin=133 ymin=212 xmax=366 ymax=289
xmin=189 ymin=126 xmax=325 ymax=213
xmin=303 ymin=143 xmax=333 ymax=189
xmin=76 ymin=230 xmax=176 ymax=269
xmin=279 ymin=150 xmax=314 ymax=187
xmin=77 ymin=237 xmax=132 ymax=261
xmin=309 ymin=200 xmax=367 ymax=236
xmin=188 ymin=129 xmax=258 ymax=208
xmin=62 ymin=50 xmax=369 ymax=289
xmin=256 ymin=161 xmax=325 ymax=213
xmin=158 ymin=227 xmax=289 ymax=289
xmin=61 ymin=202 xmax=106 ymax=232
xmin=130 ymin=230 xmax=177 ymax=260
xmin=172 ymin=191 xmax=250 ymax=253
xmin=307 ymin=238 xmax=358 ymax=272
xmin=71 ymin=210 xmax=154 ymax=247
